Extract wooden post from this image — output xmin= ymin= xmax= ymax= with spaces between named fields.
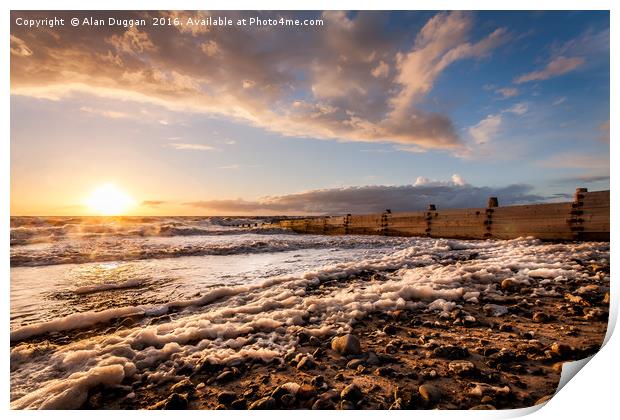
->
xmin=484 ymin=197 xmax=497 ymax=239
xmin=425 ymin=205 xmax=436 ymax=236
xmin=568 ymin=187 xmax=587 ymax=240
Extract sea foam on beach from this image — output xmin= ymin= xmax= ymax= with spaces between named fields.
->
xmin=9 ymin=217 xmax=609 ymax=409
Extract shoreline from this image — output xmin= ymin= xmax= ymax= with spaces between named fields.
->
xmin=67 ymin=261 xmax=610 ymax=410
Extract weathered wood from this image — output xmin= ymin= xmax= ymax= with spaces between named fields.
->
xmin=277 ymin=189 xmax=609 ymax=241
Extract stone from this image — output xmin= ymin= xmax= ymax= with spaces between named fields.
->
xmin=297 ymin=356 xmax=315 ymax=370
xmin=230 ymin=399 xmax=248 ymax=409
xmin=483 ymin=304 xmax=509 ymax=317
xmin=215 ymin=370 xmax=235 ymax=382
xmin=383 ymin=324 xmax=398 ymax=335
xmin=311 ymin=376 xmax=324 ymax=388
xmin=549 ymin=342 xmax=573 ymax=358
xmin=162 ymin=393 xmax=188 ymax=410
xmin=418 ymin=384 xmax=441 ymax=403
xmin=339 ymin=400 xmax=356 ymax=409
xmin=433 ymin=345 xmax=469 ymax=360
xmin=535 ymin=395 xmax=553 ymax=405
xmin=469 ymin=404 xmax=497 ymax=410
xmin=217 ymin=391 xmax=237 ymax=405
xmin=280 ymin=394 xmax=296 ymax=407
xmin=331 ymin=334 xmax=361 ymax=355
xmin=468 ymin=383 xmax=511 ymax=398
xmin=374 ymin=366 xmax=394 ymax=377
xmin=501 ymin=278 xmax=521 ymax=291
xmin=248 ymin=396 xmax=276 ymax=410
xmin=532 ymin=312 xmax=549 ymax=323
xmin=448 ymin=360 xmax=476 ymax=377
xmin=346 ymin=359 xmax=365 ymax=369
xmin=297 ymin=384 xmax=317 ymax=400
xmin=366 ymin=352 xmax=380 ymax=365
xmin=170 ymin=379 xmax=194 ymax=394
xmin=340 ymin=383 xmax=363 ymax=402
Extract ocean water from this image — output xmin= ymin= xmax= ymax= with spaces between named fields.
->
xmin=9 ymin=216 xmax=610 ymax=409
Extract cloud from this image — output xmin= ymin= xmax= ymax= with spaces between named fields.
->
xmin=538 ymin=152 xmax=609 ymax=169
xmin=10 ymin=35 xmax=32 ymax=57
xmin=468 ymin=114 xmax=502 ymax=145
xmin=10 ymin=11 xmax=508 ymax=152
xmin=141 ymin=200 xmax=166 ymax=207
xmin=514 ymin=56 xmax=584 ymax=84
xmin=552 ymin=96 xmax=567 ymax=106
xmin=169 ymin=143 xmax=216 ymax=151
xmin=79 ymin=106 xmax=128 ymax=119
xmin=183 ymin=177 xmax=547 ymax=215
xmin=495 ymin=87 xmax=518 ymax=98
xmin=466 ymin=102 xmax=528 ymax=146
xmin=598 ymin=120 xmax=609 ymax=142
xmin=219 ymin=164 xmax=240 ymax=170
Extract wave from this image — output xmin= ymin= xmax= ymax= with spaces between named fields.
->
xmin=9 ymin=237 xmax=609 ymax=408
xmin=10 ymin=234 xmax=417 ymax=267
xmin=10 ymin=216 xmax=290 ymax=246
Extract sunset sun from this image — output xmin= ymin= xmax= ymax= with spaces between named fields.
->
xmin=85 ymin=183 xmax=136 ymax=215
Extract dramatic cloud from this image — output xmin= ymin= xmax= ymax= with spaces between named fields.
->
xmin=514 ymin=56 xmax=584 ymax=84
xmin=10 ymin=11 xmax=508 ymax=151
xmin=184 ymin=176 xmax=547 ymax=215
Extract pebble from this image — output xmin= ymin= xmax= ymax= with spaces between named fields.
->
xmin=483 ymin=304 xmax=509 ymax=317
xmin=448 ymin=360 xmax=476 ymax=377
xmin=339 ymin=400 xmax=356 ymax=409
xmin=217 ymin=391 xmax=237 ymax=405
xmin=248 ymin=396 xmax=276 ymax=410
xmin=230 ymin=399 xmax=248 ymax=409
xmin=297 ymin=355 xmax=316 ymax=370
xmin=160 ymin=393 xmax=188 ymax=410
xmin=215 ymin=370 xmax=234 ymax=382
xmin=418 ymin=384 xmax=441 ymax=403
xmin=549 ymin=342 xmax=573 ymax=358
xmin=346 ymin=359 xmax=365 ymax=369
xmin=170 ymin=378 xmax=194 ymax=394
xmin=331 ymin=334 xmax=362 ymax=355
xmin=433 ymin=345 xmax=469 ymax=360
xmin=532 ymin=312 xmax=549 ymax=323
xmin=340 ymin=383 xmax=363 ymax=402
xmin=297 ymin=384 xmax=317 ymax=400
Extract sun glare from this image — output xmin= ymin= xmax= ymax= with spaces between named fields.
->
xmin=85 ymin=183 xmax=136 ymax=215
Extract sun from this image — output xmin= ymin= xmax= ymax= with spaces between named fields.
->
xmin=85 ymin=183 xmax=136 ymax=215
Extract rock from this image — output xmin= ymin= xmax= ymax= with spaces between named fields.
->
xmin=170 ymin=379 xmax=194 ymax=394
xmin=483 ymin=304 xmax=509 ymax=317
xmin=583 ymin=308 xmax=606 ymax=321
xmin=418 ymin=384 xmax=441 ymax=403
xmin=161 ymin=393 xmax=188 ymax=410
xmin=340 ymin=383 xmax=363 ymax=402
xmin=501 ymin=278 xmax=521 ymax=291
xmin=389 ymin=398 xmax=403 ymax=410
xmin=433 ymin=345 xmax=469 ymax=360
xmin=549 ymin=342 xmax=573 ymax=358
xmin=297 ymin=384 xmax=317 ymax=400
xmin=312 ymin=398 xmax=336 ymax=410
xmin=469 ymin=404 xmax=497 ymax=410
xmin=215 ymin=370 xmax=235 ymax=382
xmin=272 ymin=382 xmax=301 ymax=400
xmin=535 ymin=395 xmax=553 ymax=405
xmin=347 ymin=359 xmax=365 ymax=369
xmin=280 ymin=393 xmax=296 ymax=407
xmin=217 ymin=391 xmax=238 ymax=405
xmin=462 ymin=315 xmax=477 ymax=326
xmin=297 ymin=356 xmax=316 ymax=370
xmin=331 ymin=334 xmax=361 ymax=355
xmin=448 ymin=360 xmax=476 ymax=377
xmin=383 ymin=324 xmax=398 ymax=335
xmin=230 ymin=399 xmax=248 ymax=409
xmin=248 ymin=396 xmax=276 ymax=410
xmin=311 ymin=376 xmax=324 ymax=388
xmin=468 ymin=383 xmax=511 ymax=398
xmin=499 ymin=323 xmax=513 ymax=332
xmin=339 ymin=400 xmax=356 ymax=409
xmin=366 ymin=352 xmax=380 ymax=365
xmin=532 ymin=312 xmax=549 ymax=323
xmin=309 ymin=336 xmax=322 ymax=346
xmin=374 ymin=366 xmax=394 ymax=377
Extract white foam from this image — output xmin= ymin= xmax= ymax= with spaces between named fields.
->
xmin=10 ymin=236 xmax=609 ymax=408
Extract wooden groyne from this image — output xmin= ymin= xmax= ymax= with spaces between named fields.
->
xmin=276 ymin=188 xmax=610 ymax=241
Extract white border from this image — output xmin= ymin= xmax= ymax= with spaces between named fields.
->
xmin=3 ymin=1 xmax=616 ymax=419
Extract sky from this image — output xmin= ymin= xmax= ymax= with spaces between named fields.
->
xmin=10 ymin=10 xmax=610 ymax=216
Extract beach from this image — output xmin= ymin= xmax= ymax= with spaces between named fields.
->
xmin=9 ymin=217 xmax=609 ymax=409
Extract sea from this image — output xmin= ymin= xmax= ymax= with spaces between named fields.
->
xmin=9 ymin=216 xmax=609 ymax=409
